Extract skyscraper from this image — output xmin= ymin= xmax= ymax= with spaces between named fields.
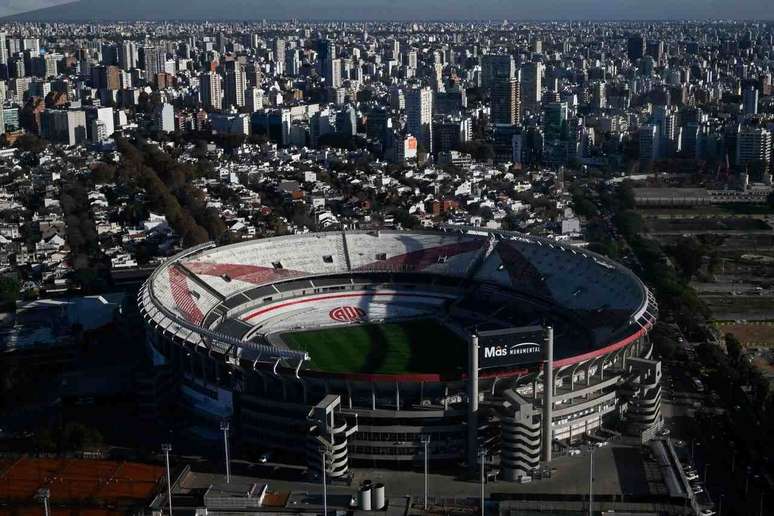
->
xmin=154 ymin=103 xmax=175 ymax=133
xmin=142 ymin=46 xmax=164 ymax=80
xmin=273 ymin=38 xmax=286 ymax=75
xmin=0 ymin=32 xmax=7 ymax=67
xmin=482 ymin=54 xmax=514 ymax=91
xmin=200 ymin=72 xmax=222 ymax=111
xmin=627 ymin=34 xmax=646 ymax=62
xmin=520 ymin=62 xmax=544 ymax=112
xmin=742 ymin=86 xmax=759 ymax=116
xmin=318 ymin=39 xmax=335 ymax=66
xmin=491 ymin=77 xmax=521 ymax=126
xmin=119 ymin=40 xmax=137 ymax=70
xmin=646 ymin=40 xmax=664 ymax=62
xmin=245 ymin=87 xmax=263 ymax=113
xmin=224 ymin=65 xmax=246 ymax=109
xmin=736 ymin=125 xmax=771 ymax=167
xmin=591 ymin=81 xmax=607 ymax=110
xmin=286 ymin=49 xmax=301 ymax=76
xmin=652 ymin=105 xmax=678 ymax=158
xmin=324 ymin=58 xmax=342 ymax=89
xmin=406 ymin=86 xmax=434 ymax=154
xmin=639 ymin=124 xmax=659 ymax=163
xmin=544 ymin=102 xmax=568 ymax=137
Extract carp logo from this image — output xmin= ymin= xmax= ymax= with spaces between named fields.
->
xmin=329 ymin=306 xmax=366 ymax=322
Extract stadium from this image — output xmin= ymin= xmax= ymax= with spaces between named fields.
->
xmin=139 ymin=229 xmax=661 ymax=481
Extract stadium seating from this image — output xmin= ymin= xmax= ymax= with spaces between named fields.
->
xmin=150 ymin=231 xmax=649 ymax=348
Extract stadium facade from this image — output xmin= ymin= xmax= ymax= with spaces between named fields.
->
xmin=139 ymin=229 xmax=661 ymax=480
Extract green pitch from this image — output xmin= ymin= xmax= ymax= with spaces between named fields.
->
xmin=280 ymin=319 xmax=467 ymax=375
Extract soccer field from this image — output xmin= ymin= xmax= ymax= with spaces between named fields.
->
xmin=280 ymin=319 xmax=468 ymax=375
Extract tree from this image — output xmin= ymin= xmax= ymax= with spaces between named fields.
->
xmin=0 ymin=276 xmax=19 ymax=312
xmin=62 ymin=422 xmax=103 ymax=451
xmin=15 ymin=133 xmax=47 ymax=154
xmin=725 ymin=333 xmax=743 ymax=364
xmin=388 ymin=208 xmax=420 ymax=230
xmin=91 ymin=163 xmax=116 ymax=184
xmin=460 ymin=141 xmax=494 ymax=162
xmin=671 ymin=237 xmax=705 ymax=280
xmin=614 ymin=210 xmax=642 ymax=239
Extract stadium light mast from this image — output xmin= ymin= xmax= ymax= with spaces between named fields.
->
xmin=161 ymin=443 xmax=173 ymax=516
xmin=36 ymin=488 xmax=50 ymax=516
xmin=478 ymin=446 xmax=487 ymax=516
xmin=420 ymin=434 xmax=431 ymax=509
xmin=588 ymin=444 xmax=594 ymax=516
xmin=542 ymin=326 xmax=554 ymax=464
xmin=319 ymin=444 xmax=328 ymax=516
xmin=220 ymin=420 xmax=231 ymax=483
xmin=468 ymin=333 xmax=480 ymax=470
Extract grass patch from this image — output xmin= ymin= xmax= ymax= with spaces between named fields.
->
xmin=281 ymin=319 xmax=468 ymax=375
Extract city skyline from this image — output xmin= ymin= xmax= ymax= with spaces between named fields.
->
xmin=2 ymin=0 xmax=774 ymax=21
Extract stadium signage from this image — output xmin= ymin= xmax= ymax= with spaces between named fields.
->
xmin=329 ymin=306 xmax=366 ymax=322
xmin=477 ymin=326 xmax=545 ymax=368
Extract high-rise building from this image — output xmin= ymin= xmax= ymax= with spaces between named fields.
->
xmin=482 ymin=54 xmax=514 ymax=91
xmin=84 ymin=106 xmax=115 ymax=141
xmin=0 ymin=32 xmax=7 ymax=67
xmin=319 ymin=39 xmax=335 ymax=64
xmin=273 ymin=38 xmax=286 ymax=75
xmin=41 ymin=109 xmax=87 ymax=146
xmin=544 ymin=101 xmax=568 ymax=140
xmin=324 ymin=58 xmax=342 ymax=89
xmin=432 ymin=63 xmax=444 ymax=92
xmin=91 ymin=65 xmax=121 ymax=91
xmin=406 ymin=86 xmax=434 ymax=154
xmin=119 ymin=40 xmax=137 ymax=70
xmin=89 ymin=119 xmax=107 ymax=144
xmin=154 ymin=103 xmax=175 ymax=133
xmin=336 ymin=104 xmax=357 ymax=137
xmin=646 ymin=40 xmax=664 ymax=62
xmin=742 ymin=86 xmax=759 ymax=116
xmin=627 ymin=34 xmax=646 ymax=62
xmin=433 ymin=116 xmax=471 ymax=154
xmin=639 ymin=124 xmax=659 ymax=163
xmin=224 ymin=65 xmax=246 ymax=109
xmin=493 ymin=124 xmax=521 ymax=164
xmin=245 ymin=87 xmax=263 ymax=113
xmin=491 ymin=77 xmax=521 ymax=126
xmin=591 ymin=81 xmax=607 ymax=110
xmin=652 ymin=105 xmax=678 ymax=158
xmin=520 ymin=62 xmax=544 ymax=112
xmin=286 ymin=49 xmax=301 ymax=76
xmin=407 ymin=49 xmax=418 ymax=69
xmin=366 ymin=106 xmax=392 ymax=145
xmin=200 ymin=72 xmax=222 ymax=111
xmin=142 ymin=46 xmax=165 ymax=80
xmin=736 ymin=125 xmax=771 ymax=167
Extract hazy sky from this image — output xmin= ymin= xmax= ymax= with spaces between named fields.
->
xmin=1 ymin=0 xmax=772 ymax=21
xmin=0 ymin=0 xmax=72 ymax=17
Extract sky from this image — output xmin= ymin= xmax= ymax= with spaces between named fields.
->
xmin=0 ymin=0 xmax=772 ymax=21
xmin=0 ymin=0 xmax=72 ymax=17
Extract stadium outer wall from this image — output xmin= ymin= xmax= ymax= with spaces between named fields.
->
xmin=139 ymin=229 xmax=661 ymax=480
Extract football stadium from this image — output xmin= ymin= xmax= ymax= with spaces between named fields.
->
xmin=139 ymin=229 xmax=661 ymax=481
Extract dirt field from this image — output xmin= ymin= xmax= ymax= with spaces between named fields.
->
xmin=715 ymin=322 xmax=774 ymax=347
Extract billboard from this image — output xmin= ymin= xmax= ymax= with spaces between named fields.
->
xmin=477 ymin=326 xmax=545 ymax=369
